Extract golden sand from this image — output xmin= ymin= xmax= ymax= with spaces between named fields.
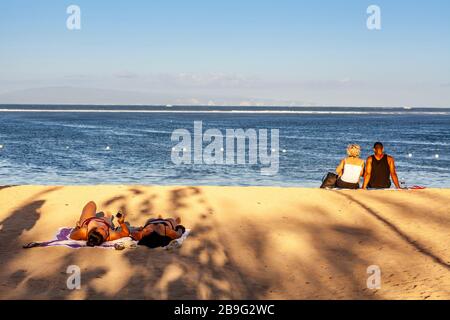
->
xmin=0 ymin=185 xmax=449 ymax=299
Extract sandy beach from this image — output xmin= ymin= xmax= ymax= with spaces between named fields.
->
xmin=0 ymin=185 xmax=449 ymax=300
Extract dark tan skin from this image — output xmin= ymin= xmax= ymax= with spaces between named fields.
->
xmin=69 ymin=201 xmax=130 ymax=241
xmin=131 ymin=216 xmax=183 ymax=241
xmin=363 ymin=146 xmax=402 ymax=189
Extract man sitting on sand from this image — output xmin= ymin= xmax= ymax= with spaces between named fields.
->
xmin=131 ymin=217 xmax=185 ymax=248
xmin=69 ymin=201 xmax=131 ymax=246
xmin=363 ymin=142 xmax=401 ymax=189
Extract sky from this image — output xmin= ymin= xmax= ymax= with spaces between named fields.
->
xmin=0 ymin=0 xmax=449 ymax=107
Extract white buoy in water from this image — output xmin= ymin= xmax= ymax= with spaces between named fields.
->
xmin=282 ymin=149 xmax=287 ymax=153
xmin=408 ymin=153 xmax=412 ymax=158
xmin=66 ymin=146 xmax=70 ymax=149
xmin=106 ymin=146 xmax=111 ymax=151
xmin=0 ymin=144 xmax=3 ymax=149
xmin=435 ymin=154 xmax=439 ymax=159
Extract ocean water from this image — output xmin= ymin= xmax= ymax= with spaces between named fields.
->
xmin=0 ymin=105 xmax=449 ymax=187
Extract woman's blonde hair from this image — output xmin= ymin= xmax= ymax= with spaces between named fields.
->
xmin=346 ymin=144 xmax=361 ymax=158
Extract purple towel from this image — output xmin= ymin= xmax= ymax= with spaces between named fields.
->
xmin=26 ymin=227 xmax=133 ymax=249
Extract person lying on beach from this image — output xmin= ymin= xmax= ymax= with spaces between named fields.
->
xmin=363 ymin=142 xmax=401 ymax=189
xmin=131 ymin=216 xmax=186 ymax=248
xmin=69 ymin=201 xmax=130 ymax=246
xmin=335 ymin=144 xmax=365 ymax=189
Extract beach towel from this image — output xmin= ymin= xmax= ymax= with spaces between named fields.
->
xmin=329 ymin=186 xmax=426 ymax=191
xmin=409 ymin=185 xmax=426 ymax=190
xmin=23 ymin=227 xmax=191 ymax=250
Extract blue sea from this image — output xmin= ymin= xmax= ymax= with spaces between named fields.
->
xmin=0 ymin=105 xmax=449 ymax=187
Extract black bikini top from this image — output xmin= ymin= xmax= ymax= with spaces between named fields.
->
xmin=144 ymin=218 xmax=175 ymax=230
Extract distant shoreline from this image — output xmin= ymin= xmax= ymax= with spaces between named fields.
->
xmin=1 ymin=107 xmax=449 ymax=115
xmin=1 ymin=104 xmax=450 ymax=109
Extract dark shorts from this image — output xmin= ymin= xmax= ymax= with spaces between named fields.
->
xmin=336 ymin=178 xmax=359 ymax=189
xmin=368 ymin=181 xmax=392 ymax=189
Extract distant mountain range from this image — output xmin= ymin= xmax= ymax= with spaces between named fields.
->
xmin=0 ymin=86 xmax=309 ymax=107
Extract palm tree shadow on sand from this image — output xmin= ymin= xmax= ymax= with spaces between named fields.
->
xmin=2 ymin=186 xmax=450 ymax=299
xmin=0 ymin=187 xmax=272 ymax=299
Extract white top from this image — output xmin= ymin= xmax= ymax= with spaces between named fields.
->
xmin=341 ymin=163 xmax=363 ymax=184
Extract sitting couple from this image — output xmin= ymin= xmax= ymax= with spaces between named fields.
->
xmin=69 ymin=201 xmax=186 ymax=248
xmin=336 ymin=142 xmax=401 ymax=189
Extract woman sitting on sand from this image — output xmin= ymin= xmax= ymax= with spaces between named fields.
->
xmin=335 ymin=144 xmax=365 ymax=189
xmin=131 ymin=216 xmax=185 ymax=248
xmin=69 ymin=201 xmax=130 ymax=246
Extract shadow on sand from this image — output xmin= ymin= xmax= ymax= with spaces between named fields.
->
xmin=1 ymin=187 xmax=450 ymax=299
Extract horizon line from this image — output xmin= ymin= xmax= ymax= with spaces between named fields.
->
xmin=0 ymin=104 xmax=449 ymax=109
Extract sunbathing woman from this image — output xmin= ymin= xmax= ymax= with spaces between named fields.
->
xmin=69 ymin=201 xmax=130 ymax=246
xmin=131 ymin=216 xmax=185 ymax=248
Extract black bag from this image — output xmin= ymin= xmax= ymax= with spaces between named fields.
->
xmin=320 ymin=172 xmax=338 ymax=189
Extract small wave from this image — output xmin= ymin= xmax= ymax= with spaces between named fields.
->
xmin=137 ymin=128 xmax=174 ymax=134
